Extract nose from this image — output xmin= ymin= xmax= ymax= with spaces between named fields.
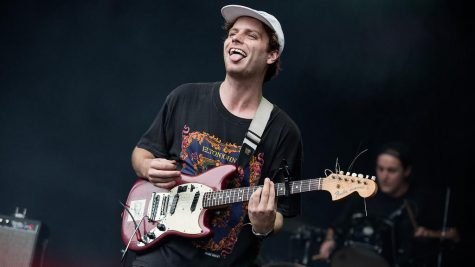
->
xmin=232 ymin=34 xmax=242 ymax=43
xmin=379 ymin=171 xmax=388 ymax=181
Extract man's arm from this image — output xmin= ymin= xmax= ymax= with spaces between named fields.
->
xmin=131 ymin=147 xmax=181 ymax=189
xmin=131 ymin=147 xmax=155 ymax=178
xmin=414 ymin=226 xmax=460 ymax=242
xmin=312 ymin=228 xmax=336 ymax=260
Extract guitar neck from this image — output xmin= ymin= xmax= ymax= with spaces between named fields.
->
xmin=202 ymin=178 xmax=323 ymax=208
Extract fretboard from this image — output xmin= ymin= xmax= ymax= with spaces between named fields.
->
xmin=202 ymin=178 xmax=323 ymax=208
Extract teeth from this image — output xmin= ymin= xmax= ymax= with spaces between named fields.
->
xmin=229 ymin=48 xmax=247 ymax=57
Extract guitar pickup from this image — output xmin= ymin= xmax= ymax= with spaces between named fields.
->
xmin=190 ymin=191 xmax=200 ymax=212
xmin=170 ymin=194 xmax=180 ymax=215
xmin=148 ymin=193 xmax=160 ymax=222
xmin=160 ymin=195 xmax=169 ymax=216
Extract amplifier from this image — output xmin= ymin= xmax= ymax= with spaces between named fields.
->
xmin=0 ymin=214 xmax=42 ymax=267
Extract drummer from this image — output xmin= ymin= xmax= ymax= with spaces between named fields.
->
xmin=312 ymin=142 xmax=460 ymax=266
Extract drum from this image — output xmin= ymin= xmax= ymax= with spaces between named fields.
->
xmin=344 ymin=213 xmax=390 ymax=253
xmin=289 ymin=225 xmax=326 ymax=266
xmin=263 ymin=262 xmax=306 ymax=267
xmin=331 ymin=246 xmax=389 ymax=267
xmin=332 ymin=213 xmax=392 ymax=267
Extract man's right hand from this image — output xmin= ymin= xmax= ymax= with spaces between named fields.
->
xmin=145 ymin=158 xmax=181 ymax=189
xmin=132 ymin=147 xmax=181 ymax=189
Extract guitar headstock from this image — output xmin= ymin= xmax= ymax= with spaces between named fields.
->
xmin=321 ymin=171 xmax=378 ymax=200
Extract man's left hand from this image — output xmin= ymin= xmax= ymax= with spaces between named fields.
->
xmin=248 ymin=177 xmax=276 ymax=234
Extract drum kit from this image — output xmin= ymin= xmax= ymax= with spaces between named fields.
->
xmin=262 ymin=188 xmax=456 ymax=267
xmin=263 ymin=216 xmax=394 ymax=267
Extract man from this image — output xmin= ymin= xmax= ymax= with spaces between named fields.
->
xmin=129 ymin=5 xmax=302 ymax=267
xmin=313 ymin=142 xmax=459 ymax=267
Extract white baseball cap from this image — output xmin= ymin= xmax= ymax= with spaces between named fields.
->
xmin=221 ymin=5 xmax=285 ymax=55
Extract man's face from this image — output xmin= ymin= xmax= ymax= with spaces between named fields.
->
xmin=375 ymin=154 xmax=410 ymax=197
xmin=223 ymin=17 xmax=278 ymax=79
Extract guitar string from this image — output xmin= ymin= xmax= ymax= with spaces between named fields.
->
xmin=346 ymin=148 xmax=369 ymax=216
xmin=204 ymin=177 xmax=370 ymax=197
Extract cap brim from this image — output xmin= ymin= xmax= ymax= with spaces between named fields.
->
xmin=221 ymin=5 xmax=273 ymax=30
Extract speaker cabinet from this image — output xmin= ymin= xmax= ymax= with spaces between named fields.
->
xmin=0 ymin=214 xmax=42 ymax=267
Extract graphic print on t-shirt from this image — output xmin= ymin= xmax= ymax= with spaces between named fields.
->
xmin=179 ymin=125 xmax=263 ymax=258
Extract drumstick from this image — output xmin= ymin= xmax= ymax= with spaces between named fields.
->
xmin=404 ymin=199 xmax=418 ymax=229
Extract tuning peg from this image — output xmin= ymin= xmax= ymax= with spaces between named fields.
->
xmin=346 ymin=172 xmax=350 ymax=176
xmin=351 ymin=173 xmax=357 ymax=177
xmin=371 ymin=176 xmax=376 ymax=180
xmin=365 ymin=175 xmax=370 ymax=179
xmin=339 ymin=171 xmax=344 ymax=175
xmin=357 ymin=174 xmax=363 ymax=178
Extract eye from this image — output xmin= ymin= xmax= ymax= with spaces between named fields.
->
xmin=248 ymin=34 xmax=258 ymax=39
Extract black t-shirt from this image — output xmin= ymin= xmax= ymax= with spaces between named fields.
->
xmin=133 ymin=82 xmax=303 ymax=267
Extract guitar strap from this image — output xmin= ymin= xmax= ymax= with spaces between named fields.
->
xmin=236 ymin=96 xmax=274 ymax=169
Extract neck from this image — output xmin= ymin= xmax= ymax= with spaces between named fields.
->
xmin=202 ymin=179 xmax=325 ymax=208
xmin=391 ymin=183 xmax=409 ymax=198
xmin=220 ymin=76 xmax=263 ymax=119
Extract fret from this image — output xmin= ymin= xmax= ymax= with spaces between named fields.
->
xmin=212 ymin=193 xmax=217 ymax=206
xmin=219 ymin=191 xmax=224 ymax=205
xmin=205 ymin=192 xmax=210 ymax=207
xmin=225 ymin=191 xmax=230 ymax=204
xmin=291 ymin=181 xmax=301 ymax=194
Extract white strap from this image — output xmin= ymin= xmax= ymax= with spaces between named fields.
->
xmin=242 ymin=97 xmax=274 ymax=150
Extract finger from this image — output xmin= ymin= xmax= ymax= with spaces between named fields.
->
xmin=149 ymin=169 xmax=181 ymax=178
xmin=150 ymin=158 xmax=179 ymax=170
xmin=266 ymin=180 xmax=276 ymax=211
xmin=258 ymin=178 xmax=271 ymax=210
xmin=249 ymin=187 xmax=262 ymax=211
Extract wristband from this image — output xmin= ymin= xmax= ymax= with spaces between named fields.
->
xmin=251 ymin=227 xmax=274 ymax=239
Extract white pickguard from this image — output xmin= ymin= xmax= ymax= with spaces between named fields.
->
xmin=145 ymin=183 xmax=213 ymax=241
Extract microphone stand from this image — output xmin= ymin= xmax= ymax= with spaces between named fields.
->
xmin=437 ymin=187 xmax=451 ymax=267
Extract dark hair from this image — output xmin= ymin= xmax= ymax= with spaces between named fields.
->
xmin=377 ymin=141 xmax=412 ymax=169
xmin=223 ymin=20 xmax=281 ymax=82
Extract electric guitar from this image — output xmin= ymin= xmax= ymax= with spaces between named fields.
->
xmin=121 ymin=164 xmax=377 ymax=251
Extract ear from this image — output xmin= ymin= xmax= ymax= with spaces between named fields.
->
xmin=403 ymin=166 xmax=412 ymax=179
xmin=266 ymin=50 xmax=279 ymax=64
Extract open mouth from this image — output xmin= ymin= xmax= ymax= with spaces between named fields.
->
xmin=229 ymin=48 xmax=247 ymax=61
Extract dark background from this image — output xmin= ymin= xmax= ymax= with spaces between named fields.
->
xmin=0 ymin=0 xmax=471 ymax=266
